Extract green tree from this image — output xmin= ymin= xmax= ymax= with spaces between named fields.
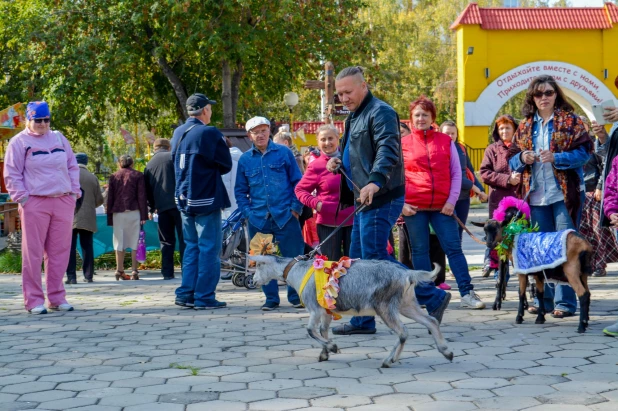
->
xmin=1 ymin=0 xmax=369 ymax=131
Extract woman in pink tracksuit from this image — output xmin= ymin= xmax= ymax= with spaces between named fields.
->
xmin=4 ymin=101 xmax=80 ymax=314
xmin=295 ymin=125 xmax=354 ymax=260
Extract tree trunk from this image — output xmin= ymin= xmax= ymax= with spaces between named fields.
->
xmin=142 ymin=24 xmax=188 ymax=122
xmin=222 ymin=59 xmax=234 ymax=128
xmin=231 ymin=59 xmax=243 ymax=127
xmin=153 ymin=53 xmax=188 ymax=121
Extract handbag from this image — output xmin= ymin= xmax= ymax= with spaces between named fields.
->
xmin=136 ymin=225 xmax=147 ymax=263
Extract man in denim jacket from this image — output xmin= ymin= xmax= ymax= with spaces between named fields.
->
xmin=235 ymin=117 xmax=304 ymax=311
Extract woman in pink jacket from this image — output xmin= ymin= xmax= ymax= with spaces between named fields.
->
xmin=295 ymin=125 xmax=354 ymax=260
xmin=4 ymin=101 xmax=81 ymax=314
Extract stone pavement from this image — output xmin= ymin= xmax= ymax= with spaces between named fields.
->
xmin=1 ymin=264 xmax=618 ymax=410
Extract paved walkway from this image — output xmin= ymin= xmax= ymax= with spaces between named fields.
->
xmin=1 ymin=266 xmax=618 ymax=411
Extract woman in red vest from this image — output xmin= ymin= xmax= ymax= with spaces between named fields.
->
xmin=401 ymin=96 xmax=485 ymax=309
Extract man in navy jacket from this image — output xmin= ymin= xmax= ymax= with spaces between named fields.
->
xmin=171 ymin=93 xmax=232 ymax=309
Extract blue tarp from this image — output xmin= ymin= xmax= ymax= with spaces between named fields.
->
xmin=79 ymin=215 xmax=177 ymax=259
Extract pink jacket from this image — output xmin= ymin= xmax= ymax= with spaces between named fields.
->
xmin=295 ymin=153 xmax=354 ymax=226
xmin=4 ymin=128 xmax=80 ymax=204
xmin=604 ymin=156 xmax=618 ymax=218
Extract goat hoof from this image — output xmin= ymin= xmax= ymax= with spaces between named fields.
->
xmin=492 ymin=303 xmax=498 ymax=311
xmin=515 ymin=316 xmax=523 ymax=324
xmin=443 ymin=351 xmax=454 ymax=362
xmin=535 ymin=319 xmax=546 ymax=324
xmin=328 ymin=344 xmax=338 ymax=354
xmin=318 ymin=353 xmax=329 ymax=362
xmin=381 ymin=362 xmax=391 ymax=369
xmin=577 ymin=325 xmax=587 ymax=334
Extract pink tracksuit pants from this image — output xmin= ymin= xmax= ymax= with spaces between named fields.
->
xmin=19 ymin=195 xmax=75 ymax=310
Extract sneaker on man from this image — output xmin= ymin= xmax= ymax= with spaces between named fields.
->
xmin=603 ymin=321 xmax=618 ymax=337
xmin=28 ymin=305 xmax=47 ymax=315
xmin=461 ymin=291 xmax=486 ymax=309
xmin=429 ymin=292 xmax=451 ymax=324
xmin=194 ymin=300 xmax=227 ymax=310
xmin=175 ymin=298 xmax=195 ymax=308
xmin=261 ymin=302 xmax=280 ymax=311
xmin=49 ymin=303 xmax=74 ymax=311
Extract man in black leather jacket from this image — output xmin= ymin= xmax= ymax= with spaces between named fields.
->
xmin=327 ymin=66 xmax=450 ymax=335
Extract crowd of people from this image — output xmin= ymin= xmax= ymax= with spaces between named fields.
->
xmin=4 ymin=71 xmax=618 ymax=337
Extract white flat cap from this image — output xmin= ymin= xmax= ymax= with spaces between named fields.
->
xmin=245 ymin=116 xmax=271 ymax=132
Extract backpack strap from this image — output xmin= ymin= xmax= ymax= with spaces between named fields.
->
xmin=171 ymin=124 xmax=198 ymax=157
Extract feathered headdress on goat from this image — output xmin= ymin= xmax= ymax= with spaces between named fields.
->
xmin=493 ymin=196 xmax=530 ymax=223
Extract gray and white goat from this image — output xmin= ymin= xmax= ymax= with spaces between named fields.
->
xmin=249 ymin=255 xmax=453 ymax=368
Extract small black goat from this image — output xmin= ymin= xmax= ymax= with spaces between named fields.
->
xmin=472 ymin=205 xmax=593 ymax=333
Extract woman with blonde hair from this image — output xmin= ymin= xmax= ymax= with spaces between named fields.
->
xmin=295 ymin=124 xmax=354 ymax=260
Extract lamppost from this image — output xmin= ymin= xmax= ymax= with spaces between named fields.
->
xmin=284 ymin=92 xmax=299 ymax=136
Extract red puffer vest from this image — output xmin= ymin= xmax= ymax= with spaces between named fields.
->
xmin=402 ymin=128 xmax=452 ymax=209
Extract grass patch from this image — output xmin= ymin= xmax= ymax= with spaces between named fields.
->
xmin=170 ymin=363 xmax=199 ymax=376
xmin=0 ymin=250 xmax=21 ymax=273
xmin=119 ymin=300 xmax=138 ymax=306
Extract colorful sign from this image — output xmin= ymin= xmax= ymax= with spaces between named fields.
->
xmin=464 ymin=61 xmax=618 ymax=126
xmin=0 ymin=103 xmax=26 ymax=140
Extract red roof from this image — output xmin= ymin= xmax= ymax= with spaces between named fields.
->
xmin=451 ymin=2 xmax=618 ymax=30
xmin=292 ymin=120 xmax=413 ymax=135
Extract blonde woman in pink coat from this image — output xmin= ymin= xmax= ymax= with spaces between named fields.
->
xmin=295 ymin=125 xmax=354 ymax=260
xmin=4 ymin=101 xmax=81 ymax=314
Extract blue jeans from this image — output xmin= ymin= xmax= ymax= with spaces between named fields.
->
xmin=530 ymin=201 xmax=577 ymax=314
xmin=349 ymin=196 xmax=447 ymax=330
xmin=248 ymin=217 xmax=302 ymax=305
xmin=404 ymin=210 xmax=474 ymax=297
xmin=176 ymin=210 xmax=223 ymax=306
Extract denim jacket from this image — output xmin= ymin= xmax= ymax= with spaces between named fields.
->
xmin=235 ymin=140 xmax=303 ymax=230
xmin=509 ymin=115 xmax=589 ymax=204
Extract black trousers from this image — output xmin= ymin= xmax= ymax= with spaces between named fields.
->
xmin=316 ymin=224 xmax=352 ymax=261
xmin=396 ymin=223 xmax=413 ymax=269
xmin=397 ymin=223 xmax=446 ymax=285
xmin=158 ymin=208 xmax=185 ymax=278
xmin=66 ymin=229 xmax=94 ymax=281
xmin=429 ymin=234 xmax=446 ymax=286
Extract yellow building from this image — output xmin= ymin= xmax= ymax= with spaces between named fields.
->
xmin=451 ymin=2 xmax=618 ymax=152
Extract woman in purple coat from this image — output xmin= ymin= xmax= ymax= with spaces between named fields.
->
xmin=480 ymin=115 xmax=521 ymax=278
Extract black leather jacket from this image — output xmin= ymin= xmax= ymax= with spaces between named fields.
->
xmin=339 ymin=91 xmax=405 ymax=211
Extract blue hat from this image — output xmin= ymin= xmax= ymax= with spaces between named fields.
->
xmin=75 ymin=153 xmax=88 ymax=165
xmin=186 ymin=93 xmax=216 ymax=112
xmin=26 ymin=101 xmax=50 ymax=120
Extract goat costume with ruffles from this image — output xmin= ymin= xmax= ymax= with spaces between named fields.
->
xmin=493 ymin=197 xmax=572 ymax=277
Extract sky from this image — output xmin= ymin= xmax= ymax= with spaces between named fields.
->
xmin=569 ymin=0 xmax=605 ymax=6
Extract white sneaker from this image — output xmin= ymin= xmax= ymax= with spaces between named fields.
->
xmin=49 ymin=303 xmax=74 ymax=311
xmin=28 ymin=305 xmax=47 ymax=314
xmin=461 ymin=291 xmax=486 ymax=309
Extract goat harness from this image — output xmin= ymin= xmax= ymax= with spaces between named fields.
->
xmin=296 ymin=256 xmax=355 ymax=320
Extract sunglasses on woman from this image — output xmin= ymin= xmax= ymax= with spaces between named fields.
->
xmin=533 ymin=90 xmax=555 ymax=98
xmin=33 ymin=118 xmax=50 ymax=124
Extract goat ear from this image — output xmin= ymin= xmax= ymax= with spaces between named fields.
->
xmin=470 ymin=221 xmax=487 ymax=228
xmin=248 ymin=255 xmax=276 ymax=264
